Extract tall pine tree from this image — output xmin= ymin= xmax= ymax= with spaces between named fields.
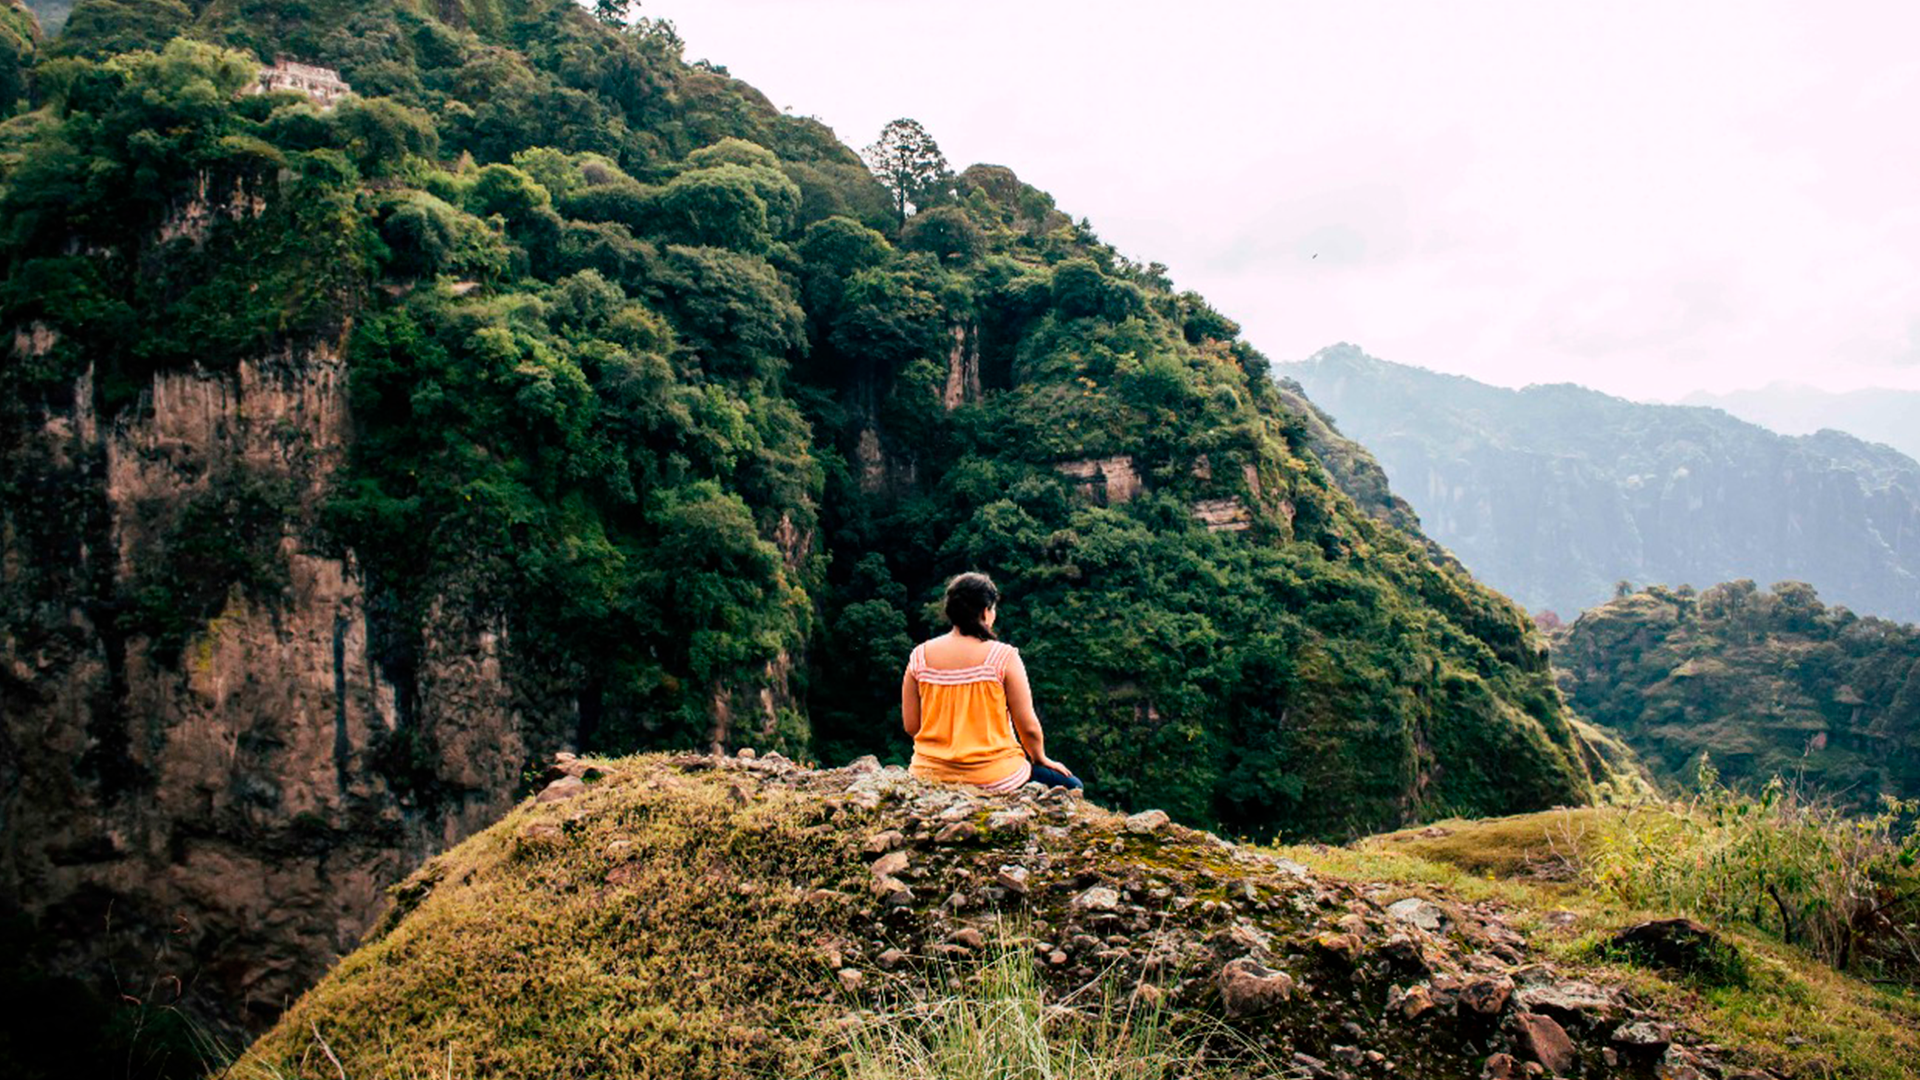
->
xmin=862 ymin=118 xmax=952 ymax=227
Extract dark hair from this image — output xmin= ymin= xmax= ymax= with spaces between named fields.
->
xmin=944 ymin=572 xmax=999 ymax=640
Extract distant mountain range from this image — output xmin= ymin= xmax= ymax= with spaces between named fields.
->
xmin=1277 ymin=345 xmax=1920 ymax=623
xmin=1682 ymin=383 xmax=1920 ymax=464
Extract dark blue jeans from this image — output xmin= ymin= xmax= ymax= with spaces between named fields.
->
xmin=1029 ymin=761 xmax=1083 ymax=790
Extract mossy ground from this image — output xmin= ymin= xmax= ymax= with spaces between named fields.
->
xmin=217 ymin=755 xmax=1911 ymax=1080
xmin=227 ymin=758 xmax=875 ymax=1078
xmin=1280 ymin=811 xmax=1920 ymax=1080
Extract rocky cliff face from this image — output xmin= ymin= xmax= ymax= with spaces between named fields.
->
xmin=1278 ymin=345 xmax=1920 ymax=623
xmin=0 ymin=336 xmax=570 ymax=1043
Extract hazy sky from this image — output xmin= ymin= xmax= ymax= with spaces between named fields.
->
xmin=657 ymin=1 xmax=1920 ymax=402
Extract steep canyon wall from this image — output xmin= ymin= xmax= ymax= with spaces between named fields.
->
xmin=0 ymin=339 xmax=564 ymax=1040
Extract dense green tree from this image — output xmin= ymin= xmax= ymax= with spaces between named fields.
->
xmin=377 ymin=191 xmax=508 ymax=280
xmin=47 ymin=0 xmax=190 ymax=60
xmin=0 ymin=1 xmax=35 ymax=115
xmin=332 ymin=95 xmax=440 ymax=177
xmin=652 ymin=165 xmax=773 ymax=251
xmin=900 ymin=204 xmax=983 ymax=264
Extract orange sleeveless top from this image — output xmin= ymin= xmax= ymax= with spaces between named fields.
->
xmin=905 ymin=639 xmax=1032 ymax=791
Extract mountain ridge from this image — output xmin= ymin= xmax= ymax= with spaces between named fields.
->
xmin=1277 ymin=345 xmax=1920 ymax=623
xmin=1682 ymin=383 xmax=1920 ymax=465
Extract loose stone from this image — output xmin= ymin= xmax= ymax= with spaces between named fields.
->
xmin=871 ymin=850 xmax=910 ymax=879
xmin=864 ymin=830 xmax=905 ymax=855
xmin=1125 ymin=809 xmax=1171 ymax=834
xmin=1461 ymin=974 xmax=1515 ymax=1015
xmin=934 ymin=821 xmax=978 ymax=843
xmin=535 ymin=776 xmax=585 ymax=803
xmin=1071 ymin=886 xmax=1121 ymax=912
xmin=1386 ymin=897 xmax=1449 ymax=933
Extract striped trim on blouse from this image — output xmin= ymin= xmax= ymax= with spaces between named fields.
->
xmin=909 ymin=640 xmax=1012 ymax=685
xmin=977 ymin=757 xmax=1033 ymax=792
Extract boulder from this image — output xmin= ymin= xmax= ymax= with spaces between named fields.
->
xmin=995 ymin=865 xmax=1031 ymax=894
xmin=1610 ymin=918 xmax=1732 ymax=978
xmin=934 ymin=821 xmax=978 ymax=843
xmin=1480 ymin=1051 xmax=1520 ymax=1079
xmin=986 ymin=806 xmax=1033 ymax=826
xmin=1513 ymin=1012 xmax=1575 ymax=1074
xmin=1611 ymin=1020 xmax=1671 ymax=1057
xmin=1460 ymin=974 xmax=1515 ymax=1015
xmin=1515 ymin=979 xmax=1617 ymax=1023
xmin=1218 ymin=956 xmax=1294 ymax=1016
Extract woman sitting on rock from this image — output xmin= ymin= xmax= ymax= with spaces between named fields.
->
xmin=901 ymin=571 xmax=1082 ymax=792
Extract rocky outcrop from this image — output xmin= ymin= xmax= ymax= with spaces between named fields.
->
xmin=1054 ymin=454 xmax=1142 ymax=505
xmin=0 ymin=345 xmax=568 ymax=1043
xmin=1192 ymin=495 xmax=1253 ymax=532
xmin=235 ymin=752 xmax=1758 ymax=1080
xmin=941 ymin=322 xmax=981 ymax=409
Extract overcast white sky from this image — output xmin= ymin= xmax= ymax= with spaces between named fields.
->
xmin=657 ymin=0 xmax=1920 ymax=401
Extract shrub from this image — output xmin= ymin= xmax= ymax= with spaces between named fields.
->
xmin=1581 ymin=758 xmax=1920 ymax=978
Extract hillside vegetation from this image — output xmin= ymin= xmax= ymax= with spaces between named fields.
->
xmin=0 ymin=0 xmax=1611 ymax=844
xmin=1277 ymin=346 xmax=1920 ymax=624
xmin=1553 ymin=580 xmax=1920 ymax=808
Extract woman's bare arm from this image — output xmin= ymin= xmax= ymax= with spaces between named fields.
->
xmin=901 ymin=665 xmax=921 ymax=737
xmin=1003 ymin=650 xmax=1072 ymax=776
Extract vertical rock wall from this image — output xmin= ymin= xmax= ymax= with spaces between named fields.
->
xmin=0 ymin=341 xmax=562 ymax=1041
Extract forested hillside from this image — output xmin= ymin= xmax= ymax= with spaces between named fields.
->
xmin=1554 ymin=581 xmax=1920 ymax=806
xmin=1278 ymin=346 xmax=1920 ymax=623
xmin=0 ymin=1 xmax=1619 ymax=1065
